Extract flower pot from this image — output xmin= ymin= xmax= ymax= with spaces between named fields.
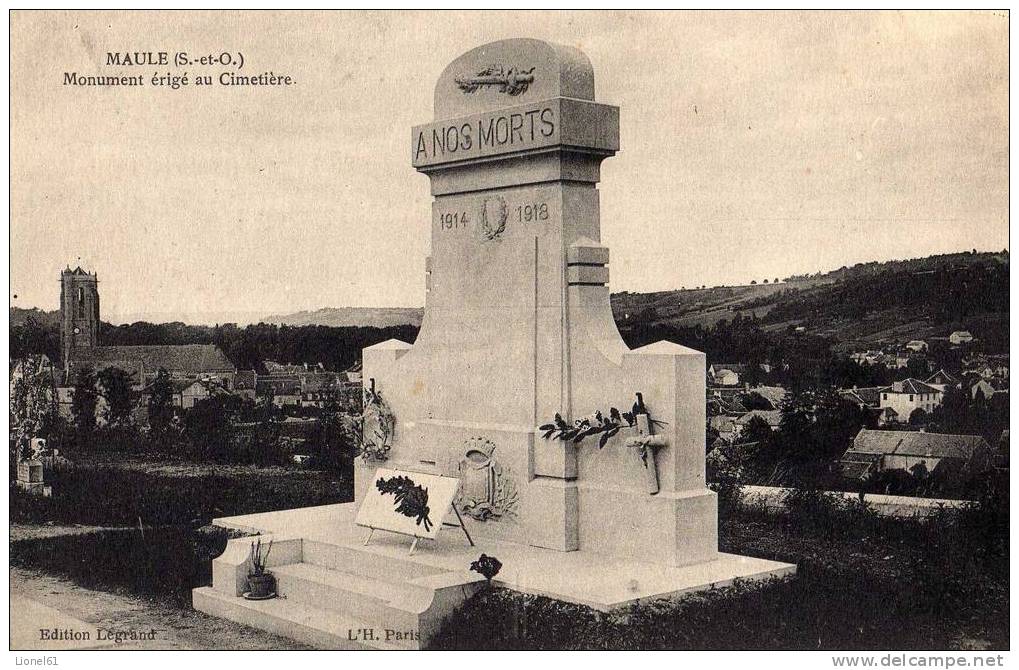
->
xmin=247 ymin=572 xmax=276 ymax=599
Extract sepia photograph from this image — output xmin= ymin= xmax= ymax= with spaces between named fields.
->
xmin=7 ymin=9 xmax=1010 ymax=660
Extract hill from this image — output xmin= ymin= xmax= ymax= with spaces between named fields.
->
xmin=260 ymin=307 xmax=423 ymax=328
xmin=611 ymin=251 xmax=1009 ymax=353
xmin=12 ymin=251 xmax=1009 ymax=369
xmin=10 ymin=307 xmax=60 ymax=329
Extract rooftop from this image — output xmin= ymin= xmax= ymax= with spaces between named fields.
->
xmin=881 ymin=378 xmax=941 ymax=395
xmin=849 ymin=429 xmax=989 ymax=460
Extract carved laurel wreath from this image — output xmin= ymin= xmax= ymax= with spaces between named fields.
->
xmin=456 ymin=66 xmax=535 ymax=96
xmin=479 ymin=196 xmax=508 ymax=241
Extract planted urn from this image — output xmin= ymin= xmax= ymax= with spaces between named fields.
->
xmin=246 ymin=536 xmax=276 ymax=599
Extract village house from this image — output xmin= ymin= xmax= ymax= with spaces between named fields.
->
xmin=878 ymin=378 xmax=942 ymax=420
xmin=344 ymin=361 xmax=363 ymax=383
xmin=138 ymin=378 xmax=235 ymax=410
xmin=733 ymin=409 xmax=782 ymax=438
xmin=708 ymin=415 xmax=738 ymax=443
xmin=706 ymin=396 xmax=748 ymax=417
xmin=905 ymin=340 xmax=928 ymax=353
xmin=300 ymin=378 xmax=342 ymax=408
xmin=708 ymin=363 xmax=748 ymax=387
xmin=258 ymin=377 xmax=302 ymax=407
xmin=949 ymin=330 xmax=974 ymax=345
xmin=11 ymin=354 xmax=55 ymax=383
xmin=839 ymin=386 xmax=882 ymax=409
xmin=839 ymin=386 xmax=899 ymax=426
xmin=970 ymin=377 xmax=1008 ymax=401
xmin=963 ymin=354 xmax=1009 ymax=380
xmin=988 ymin=355 xmax=1009 ymax=378
xmin=744 ymin=385 xmax=787 ymax=410
xmin=850 ymin=350 xmax=884 ymax=366
xmin=838 ymin=428 xmax=993 ymax=481
xmin=233 ymin=370 xmax=257 ymax=401
xmin=924 ymin=369 xmax=958 ymax=392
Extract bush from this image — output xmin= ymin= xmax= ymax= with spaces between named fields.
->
xmin=428 ymin=561 xmax=987 ymax=650
xmin=781 ymin=487 xmax=878 ymax=538
xmin=10 ymin=526 xmax=233 ymax=607
xmin=708 ymin=475 xmax=743 ymax=516
xmin=10 ymin=460 xmax=352 ymax=527
xmin=430 ymin=487 xmax=1008 ymax=650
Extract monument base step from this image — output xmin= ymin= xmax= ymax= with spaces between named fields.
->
xmin=192 ymin=586 xmax=419 ymax=650
xmin=193 ymin=502 xmax=797 ymax=649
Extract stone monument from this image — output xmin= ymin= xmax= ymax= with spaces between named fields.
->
xmin=16 ymin=437 xmax=52 ymax=497
xmin=362 ymin=38 xmax=711 ymax=565
xmin=194 ymin=39 xmax=794 ymax=649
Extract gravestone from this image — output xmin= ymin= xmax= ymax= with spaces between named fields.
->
xmin=16 ymin=438 xmax=52 ymax=497
xmin=362 ymin=38 xmax=714 ymax=566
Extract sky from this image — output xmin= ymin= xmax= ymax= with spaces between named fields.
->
xmin=10 ymin=10 xmax=1009 ymax=324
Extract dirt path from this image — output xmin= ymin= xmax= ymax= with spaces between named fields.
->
xmin=11 ymin=523 xmax=126 ymax=542
xmin=10 ymin=567 xmax=312 ymax=650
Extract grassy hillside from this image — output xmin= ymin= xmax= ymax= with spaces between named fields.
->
xmin=610 ymin=251 xmax=1009 ymax=352
xmin=12 ymin=251 xmax=1008 ymax=366
xmin=262 ymin=307 xmax=423 ymax=328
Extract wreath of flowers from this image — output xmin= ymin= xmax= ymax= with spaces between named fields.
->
xmin=350 ymin=387 xmax=395 ymax=462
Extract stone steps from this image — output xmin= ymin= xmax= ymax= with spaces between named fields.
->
xmin=192 ymin=586 xmax=419 ymax=650
xmin=274 ymin=562 xmax=428 ymax=628
xmin=301 ymin=539 xmax=447 ymax=581
xmin=193 ymin=536 xmax=484 ymax=650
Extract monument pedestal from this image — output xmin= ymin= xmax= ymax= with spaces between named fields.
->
xmin=194 ymin=503 xmax=795 ymax=648
xmin=194 ymin=38 xmax=795 ymax=648
xmin=16 ymin=459 xmax=51 ymax=497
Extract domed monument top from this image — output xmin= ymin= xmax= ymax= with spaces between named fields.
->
xmin=433 ymin=38 xmax=595 ymax=119
xmin=412 ymin=38 xmax=618 ymax=182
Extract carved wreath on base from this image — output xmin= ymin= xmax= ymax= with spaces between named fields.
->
xmin=456 ymin=437 xmax=518 ymax=521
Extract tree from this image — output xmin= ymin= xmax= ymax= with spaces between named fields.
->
xmin=148 ymin=368 xmax=175 ymax=434
xmin=9 ymin=365 xmax=58 ymax=471
xmin=811 ymin=388 xmax=870 ymax=461
xmin=908 ymin=407 xmax=928 ymax=426
xmin=777 ymin=389 xmax=814 ymax=455
xmin=247 ymin=394 xmax=283 ymax=466
xmin=307 ymin=411 xmax=354 ymax=474
xmin=740 ymin=415 xmax=774 ymax=446
xmin=181 ymin=395 xmax=236 ymax=461
xmin=98 ymin=367 xmax=133 ymax=426
xmin=740 ymin=391 xmax=774 ymax=411
xmin=71 ymin=367 xmax=98 ymax=432
xmin=906 ymin=357 xmax=930 ymax=379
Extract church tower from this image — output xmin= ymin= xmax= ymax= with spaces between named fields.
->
xmin=60 ymin=266 xmax=100 ymax=367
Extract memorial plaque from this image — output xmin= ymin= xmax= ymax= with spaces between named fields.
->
xmin=355 ymin=468 xmax=460 ymax=540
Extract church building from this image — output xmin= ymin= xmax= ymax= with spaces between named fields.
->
xmin=58 ymin=266 xmax=237 ymax=389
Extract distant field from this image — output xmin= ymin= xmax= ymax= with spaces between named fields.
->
xmin=611 ymin=251 xmax=1008 ymax=349
xmin=11 ymin=453 xmax=352 ymax=528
